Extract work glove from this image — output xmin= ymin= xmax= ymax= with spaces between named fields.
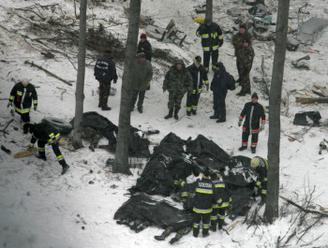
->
xmin=27 ymin=143 xmax=34 ymax=150
xmin=7 ymin=102 xmax=12 ymax=108
xmin=260 ymin=124 xmax=265 ymax=132
xmin=238 ymin=119 xmax=242 ymax=127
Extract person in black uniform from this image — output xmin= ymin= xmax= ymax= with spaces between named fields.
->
xmin=137 ymin=33 xmax=152 ymax=62
xmin=250 ymin=156 xmax=268 ymax=204
xmin=210 ymin=62 xmax=231 ymax=123
xmin=94 ymin=50 xmax=118 ymax=110
xmin=192 ymin=168 xmax=215 ymax=237
xmin=196 ymin=19 xmax=224 ymax=71
xmin=8 ymin=79 xmax=38 ymax=133
xmin=211 ymin=172 xmax=232 ymax=231
xmin=25 ymin=122 xmax=70 ymax=175
xmin=186 ymin=56 xmax=208 ymax=116
xmin=238 ymin=93 xmax=266 ymax=153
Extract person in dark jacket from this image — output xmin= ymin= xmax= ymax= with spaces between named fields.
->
xmin=232 ymin=23 xmax=252 ymax=83
xmin=238 ymin=93 xmax=266 ymax=153
xmin=211 ymin=172 xmax=232 ymax=231
xmin=25 ymin=122 xmax=70 ymax=175
xmin=163 ymin=60 xmax=193 ymax=120
xmin=250 ymin=156 xmax=268 ymax=204
xmin=210 ymin=62 xmax=230 ymax=123
xmin=196 ymin=19 xmax=224 ymax=71
xmin=192 ymin=168 xmax=215 ymax=237
xmin=130 ymin=52 xmax=153 ymax=113
xmin=137 ymin=33 xmax=152 ymax=62
xmin=8 ymin=79 xmax=38 ymax=133
xmin=94 ymin=50 xmax=118 ymax=110
xmin=186 ymin=56 xmax=208 ymax=116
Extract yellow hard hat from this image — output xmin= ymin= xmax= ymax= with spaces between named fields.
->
xmin=193 ymin=16 xmax=205 ymax=24
xmin=250 ymin=157 xmax=261 ymax=169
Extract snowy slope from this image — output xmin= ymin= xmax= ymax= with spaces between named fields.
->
xmin=1 ymin=0 xmax=328 ymax=247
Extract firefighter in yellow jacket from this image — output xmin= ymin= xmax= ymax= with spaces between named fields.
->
xmin=8 ymin=79 xmax=38 ymax=133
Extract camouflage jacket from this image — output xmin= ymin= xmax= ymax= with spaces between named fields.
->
xmin=232 ymin=32 xmax=252 ymax=55
xmin=163 ymin=66 xmax=193 ymax=94
xmin=236 ymin=46 xmax=255 ymax=68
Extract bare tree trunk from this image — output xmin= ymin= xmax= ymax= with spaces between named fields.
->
xmin=72 ymin=0 xmax=87 ymax=149
xmin=113 ymin=0 xmax=141 ymax=175
xmin=264 ymin=0 xmax=290 ymax=223
xmin=205 ymin=0 xmax=213 ymax=22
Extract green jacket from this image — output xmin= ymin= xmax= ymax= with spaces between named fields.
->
xmin=232 ymin=31 xmax=252 ymax=55
xmin=130 ymin=60 xmax=153 ymax=91
xmin=163 ymin=65 xmax=193 ymax=95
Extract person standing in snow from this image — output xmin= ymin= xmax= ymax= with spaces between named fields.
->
xmin=137 ymin=33 xmax=152 ymax=62
xmin=210 ymin=62 xmax=235 ymax=123
xmin=232 ymin=23 xmax=254 ymax=96
xmin=238 ymin=93 xmax=266 ymax=153
xmin=210 ymin=172 xmax=232 ymax=231
xmin=196 ymin=19 xmax=224 ymax=72
xmin=163 ymin=60 xmax=193 ymax=120
xmin=94 ymin=49 xmax=118 ymax=111
xmin=192 ymin=168 xmax=215 ymax=237
xmin=130 ymin=52 xmax=153 ymax=113
xmin=24 ymin=122 xmax=70 ymax=175
xmin=250 ymin=156 xmax=268 ymax=204
xmin=8 ymin=79 xmax=38 ymax=134
xmin=186 ymin=56 xmax=208 ymax=116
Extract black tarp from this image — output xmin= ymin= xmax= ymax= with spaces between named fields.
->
xmin=293 ymin=111 xmax=321 ymax=126
xmin=116 ymin=133 xmax=258 ymax=243
xmin=71 ymin=111 xmax=150 ymax=157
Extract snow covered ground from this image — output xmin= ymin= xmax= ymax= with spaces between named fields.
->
xmin=1 ymin=0 xmax=328 ymax=247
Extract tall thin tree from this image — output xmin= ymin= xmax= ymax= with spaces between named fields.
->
xmin=265 ymin=0 xmax=290 ymax=223
xmin=113 ymin=0 xmax=141 ymax=175
xmin=205 ymin=0 xmax=213 ymax=22
xmin=72 ymin=0 xmax=87 ymax=149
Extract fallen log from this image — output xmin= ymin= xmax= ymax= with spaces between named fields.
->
xmin=24 ymin=60 xmax=73 ymax=86
xmin=296 ymin=97 xmax=328 ymax=104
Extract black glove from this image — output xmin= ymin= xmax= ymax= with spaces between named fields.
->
xmin=113 ymin=79 xmax=117 ymax=84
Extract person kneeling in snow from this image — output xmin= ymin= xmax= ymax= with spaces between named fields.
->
xmin=250 ymin=156 xmax=268 ymax=204
xmin=24 ymin=123 xmax=70 ymax=175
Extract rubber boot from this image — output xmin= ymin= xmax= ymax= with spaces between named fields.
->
xmin=164 ymin=108 xmax=173 ymax=119
xmin=193 ymin=228 xmax=199 ymax=238
xmin=187 ymin=111 xmax=191 ymax=116
xmin=192 ymin=109 xmax=197 ymax=115
xmin=251 ymin=147 xmax=256 ymax=154
xmin=137 ymin=106 xmax=143 ymax=113
xmin=202 ymin=229 xmax=209 ymax=237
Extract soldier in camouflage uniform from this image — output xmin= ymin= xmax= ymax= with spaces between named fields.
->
xmin=232 ymin=24 xmax=254 ymax=96
xmin=163 ymin=60 xmax=193 ymax=120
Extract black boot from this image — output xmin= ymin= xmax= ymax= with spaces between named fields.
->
xmin=187 ymin=111 xmax=191 ymax=116
xmin=61 ymin=164 xmax=70 ymax=175
xmin=251 ymin=147 xmax=256 ymax=154
xmin=101 ymin=105 xmax=111 ymax=111
xmin=216 ymin=117 xmax=226 ymax=123
xmin=174 ymin=108 xmax=179 ymax=120
xmin=192 ymin=109 xmax=197 ymax=115
xmin=210 ymin=113 xmax=219 ymax=119
xmin=218 ymin=221 xmax=223 ymax=230
xmin=210 ymin=223 xmax=217 ymax=232
xmin=237 ymin=90 xmax=246 ymax=96
xmin=239 ymin=146 xmax=247 ymax=151
xmin=137 ymin=106 xmax=143 ymax=113
xmin=23 ymin=123 xmax=29 ymax=134
xmin=202 ymin=229 xmax=209 ymax=237
xmin=193 ymin=228 xmax=199 ymax=238
xmin=164 ymin=108 xmax=173 ymax=119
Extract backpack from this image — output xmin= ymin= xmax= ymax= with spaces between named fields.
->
xmin=226 ymin=72 xmax=236 ymax=90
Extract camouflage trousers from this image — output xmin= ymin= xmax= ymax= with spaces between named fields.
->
xmin=237 ymin=58 xmax=252 ymax=94
xmin=168 ymin=91 xmax=185 ymax=110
